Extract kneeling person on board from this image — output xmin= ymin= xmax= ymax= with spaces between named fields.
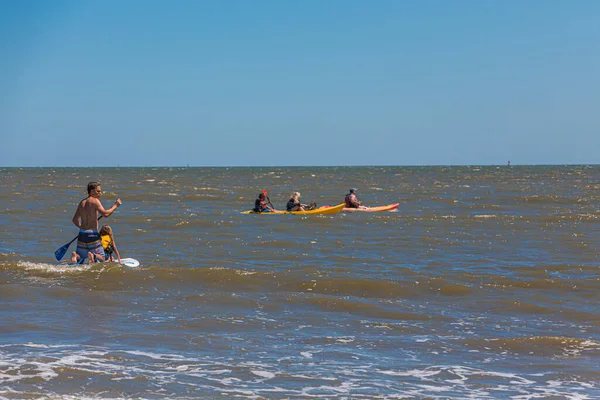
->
xmin=254 ymin=192 xmax=275 ymax=213
xmin=71 ymin=181 xmax=122 ymax=263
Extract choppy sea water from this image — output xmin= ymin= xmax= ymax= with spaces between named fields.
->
xmin=1 ymin=166 xmax=600 ymax=399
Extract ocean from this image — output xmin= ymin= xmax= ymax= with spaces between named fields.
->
xmin=1 ymin=166 xmax=600 ymax=399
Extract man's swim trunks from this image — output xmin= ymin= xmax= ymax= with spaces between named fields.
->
xmin=76 ymin=229 xmax=105 ymax=260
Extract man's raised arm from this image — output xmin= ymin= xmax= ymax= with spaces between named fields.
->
xmin=96 ymin=198 xmax=122 ymax=218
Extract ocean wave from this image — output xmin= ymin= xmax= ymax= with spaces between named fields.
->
xmin=462 ymin=336 xmax=600 ymax=358
xmin=1 ymin=343 xmax=597 ymax=399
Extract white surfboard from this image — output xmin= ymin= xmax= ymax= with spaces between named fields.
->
xmin=120 ymin=258 xmax=140 ymax=267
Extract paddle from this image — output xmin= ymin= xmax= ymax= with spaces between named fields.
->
xmin=263 ymin=189 xmax=274 ymax=209
xmin=54 ymin=216 xmax=103 ymax=261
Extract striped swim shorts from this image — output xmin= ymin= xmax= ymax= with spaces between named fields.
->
xmin=76 ymin=229 xmax=105 ymax=260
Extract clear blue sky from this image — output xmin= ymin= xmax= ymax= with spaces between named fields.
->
xmin=1 ymin=0 xmax=599 ymax=167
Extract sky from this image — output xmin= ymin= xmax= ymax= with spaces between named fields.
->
xmin=1 ymin=0 xmax=599 ymax=167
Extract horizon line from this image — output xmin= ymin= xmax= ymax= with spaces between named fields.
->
xmin=2 ymin=163 xmax=599 ymax=169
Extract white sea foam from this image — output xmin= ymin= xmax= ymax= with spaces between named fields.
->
xmin=0 ymin=344 xmax=597 ymax=399
xmin=251 ymin=370 xmax=276 ymax=379
xmin=18 ymin=261 xmax=91 ymax=273
xmin=378 ymin=368 xmax=441 ymax=378
xmin=416 ymin=383 xmax=454 ymax=392
xmin=326 ymin=336 xmax=355 ymax=344
xmin=122 ymin=350 xmax=188 ymax=360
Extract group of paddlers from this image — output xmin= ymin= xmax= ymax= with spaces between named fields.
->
xmin=253 ymin=188 xmax=365 ymax=213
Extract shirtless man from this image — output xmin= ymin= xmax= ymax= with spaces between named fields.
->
xmin=71 ymin=181 xmax=122 ymax=263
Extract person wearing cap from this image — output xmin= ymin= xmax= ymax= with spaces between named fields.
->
xmin=344 ymin=188 xmax=365 ymax=209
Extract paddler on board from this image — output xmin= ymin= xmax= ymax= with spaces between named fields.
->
xmin=344 ymin=188 xmax=368 ymax=210
xmin=253 ymin=191 xmax=276 ymax=213
xmin=71 ymin=181 xmax=122 ymax=263
xmin=286 ymin=192 xmax=317 ymax=212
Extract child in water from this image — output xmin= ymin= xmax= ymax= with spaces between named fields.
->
xmin=99 ymin=224 xmax=121 ymax=263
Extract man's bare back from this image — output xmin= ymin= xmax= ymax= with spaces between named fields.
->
xmin=72 ymin=183 xmax=122 ymax=231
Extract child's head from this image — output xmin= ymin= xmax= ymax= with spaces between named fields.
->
xmin=99 ymin=225 xmax=113 ymax=236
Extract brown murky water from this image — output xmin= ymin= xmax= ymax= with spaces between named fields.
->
xmin=1 ymin=166 xmax=600 ymax=398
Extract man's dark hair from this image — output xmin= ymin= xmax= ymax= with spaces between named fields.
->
xmin=87 ymin=181 xmax=100 ymax=194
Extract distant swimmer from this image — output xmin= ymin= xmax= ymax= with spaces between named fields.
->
xmin=71 ymin=181 xmax=121 ymax=263
xmin=344 ymin=188 xmax=368 ymax=210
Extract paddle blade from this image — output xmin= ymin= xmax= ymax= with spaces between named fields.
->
xmin=54 ymin=243 xmax=70 ymax=261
